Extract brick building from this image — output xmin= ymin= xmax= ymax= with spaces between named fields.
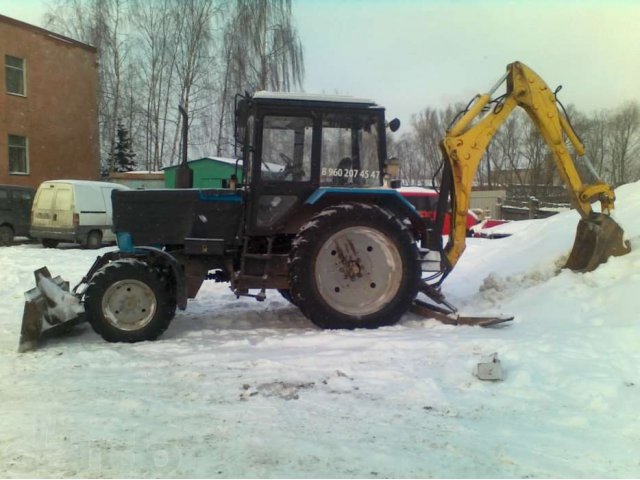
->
xmin=0 ymin=15 xmax=100 ymax=188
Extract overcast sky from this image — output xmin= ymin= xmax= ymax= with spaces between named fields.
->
xmin=2 ymin=0 xmax=639 ymax=128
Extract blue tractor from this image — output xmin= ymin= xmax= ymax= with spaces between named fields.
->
xmin=21 ymin=92 xmax=448 ymax=349
xmin=20 ymin=92 xmax=516 ymax=351
xmin=20 ymin=63 xmax=631 ymax=351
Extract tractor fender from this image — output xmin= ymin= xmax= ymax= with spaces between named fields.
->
xmin=133 ymin=246 xmax=188 ymax=310
xmin=82 ymin=246 xmax=188 ymax=311
xmin=304 ymin=187 xmax=426 ymax=237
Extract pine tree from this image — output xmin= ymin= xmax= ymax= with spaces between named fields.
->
xmin=111 ymin=121 xmax=137 ymax=172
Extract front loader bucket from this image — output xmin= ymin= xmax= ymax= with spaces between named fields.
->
xmin=564 ymin=214 xmax=631 ymax=273
xmin=18 ymin=267 xmax=85 ymax=353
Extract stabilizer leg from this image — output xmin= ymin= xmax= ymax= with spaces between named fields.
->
xmin=412 ymin=282 xmax=513 ymax=327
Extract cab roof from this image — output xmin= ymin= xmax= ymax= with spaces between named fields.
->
xmin=251 ymin=91 xmax=380 ymax=109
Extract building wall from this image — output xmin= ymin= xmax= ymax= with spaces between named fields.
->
xmin=470 ymin=189 xmax=506 ymax=219
xmin=109 ymin=172 xmax=165 ymax=190
xmin=164 ymin=158 xmax=242 ymax=188
xmin=0 ymin=15 xmax=100 ymax=189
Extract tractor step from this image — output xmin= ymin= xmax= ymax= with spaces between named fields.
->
xmin=410 ymin=299 xmax=513 ymax=327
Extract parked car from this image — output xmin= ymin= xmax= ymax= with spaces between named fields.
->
xmin=30 ymin=180 xmax=129 ymax=248
xmin=470 ymin=218 xmax=511 ymax=239
xmin=398 ymin=186 xmax=478 ymax=235
xmin=0 ymin=184 xmax=35 ymax=246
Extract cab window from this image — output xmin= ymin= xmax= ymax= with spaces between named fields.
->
xmin=320 ymin=113 xmax=381 ymax=187
xmin=261 ymin=116 xmax=312 ymax=182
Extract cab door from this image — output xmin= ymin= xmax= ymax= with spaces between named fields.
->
xmin=247 ymin=113 xmax=319 ymax=235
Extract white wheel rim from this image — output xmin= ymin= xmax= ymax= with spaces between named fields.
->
xmin=102 ymin=279 xmax=156 ymax=331
xmin=314 ymin=226 xmax=403 ymax=316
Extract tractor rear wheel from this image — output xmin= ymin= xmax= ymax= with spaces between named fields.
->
xmin=289 ymin=203 xmax=420 ymax=329
xmin=278 ymin=289 xmax=298 ymax=306
xmin=84 ymin=259 xmax=176 ymax=343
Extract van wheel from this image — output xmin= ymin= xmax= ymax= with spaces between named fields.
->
xmin=42 ymin=239 xmax=59 ymax=248
xmin=85 ymin=230 xmax=102 ymax=249
xmin=0 ymin=225 xmax=14 ymax=246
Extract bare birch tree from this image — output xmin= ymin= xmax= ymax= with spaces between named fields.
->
xmin=44 ymin=0 xmax=132 ymax=173
xmin=99 ymin=0 xmax=130 ymax=172
xmin=128 ymin=0 xmax=181 ymax=170
xmin=521 ymin=119 xmax=550 ymax=192
xmin=607 ymin=102 xmax=640 ymax=186
xmin=167 ymin=0 xmax=219 ymax=164
xmin=226 ymin=0 xmax=304 ymax=92
xmin=574 ymin=109 xmax=608 ymax=180
xmin=213 ymin=0 xmax=305 ymax=157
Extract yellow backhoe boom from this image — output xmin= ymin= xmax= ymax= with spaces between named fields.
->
xmin=440 ymin=61 xmax=629 ymax=271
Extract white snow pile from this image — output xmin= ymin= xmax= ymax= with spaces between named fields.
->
xmin=1 ymin=182 xmax=639 ymax=478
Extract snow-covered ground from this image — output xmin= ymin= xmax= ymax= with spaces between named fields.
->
xmin=1 ymin=183 xmax=639 ymax=478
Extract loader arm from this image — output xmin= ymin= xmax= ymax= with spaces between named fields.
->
xmin=440 ymin=61 xmax=627 ymax=271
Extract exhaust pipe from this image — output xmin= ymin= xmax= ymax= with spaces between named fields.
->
xmin=175 ymin=105 xmax=193 ymax=189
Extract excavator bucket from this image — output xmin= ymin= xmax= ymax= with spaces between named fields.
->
xmin=565 ymin=214 xmax=631 ymax=273
xmin=18 ymin=267 xmax=85 ymax=353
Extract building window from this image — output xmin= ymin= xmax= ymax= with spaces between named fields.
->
xmin=8 ymin=135 xmax=28 ymax=174
xmin=5 ymin=55 xmax=25 ymax=96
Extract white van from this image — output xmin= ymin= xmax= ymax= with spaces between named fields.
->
xmin=30 ymin=180 xmax=129 ymax=248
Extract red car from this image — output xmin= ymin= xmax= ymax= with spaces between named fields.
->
xmin=398 ymin=186 xmax=479 ymax=235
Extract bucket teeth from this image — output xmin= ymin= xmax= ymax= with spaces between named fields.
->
xmin=414 ymin=282 xmax=514 ymax=327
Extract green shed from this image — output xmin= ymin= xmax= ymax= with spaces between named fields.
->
xmin=163 ymin=157 xmax=242 ymax=188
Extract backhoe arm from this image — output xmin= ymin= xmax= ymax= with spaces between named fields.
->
xmin=439 ymin=61 xmax=627 ymax=272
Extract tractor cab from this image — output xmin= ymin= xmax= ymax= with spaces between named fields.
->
xmin=234 ymin=92 xmax=406 ymax=236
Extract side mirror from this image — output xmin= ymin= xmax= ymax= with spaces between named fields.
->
xmin=387 ymin=118 xmax=401 ymax=132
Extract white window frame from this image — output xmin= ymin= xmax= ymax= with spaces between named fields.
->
xmin=8 ymin=134 xmax=29 ymax=175
xmin=5 ymin=55 xmax=26 ymax=96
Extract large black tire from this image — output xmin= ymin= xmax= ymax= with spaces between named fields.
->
xmin=0 ymin=225 xmax=14 ymax=246
xmin=277 ymin=289 xmax=298 ymax=306
xmin=84 ymin=259 xmax=176 ymax=343
xmin=289 ymin=203 xmax=421 ymax=329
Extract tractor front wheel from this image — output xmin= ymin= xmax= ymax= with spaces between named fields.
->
xmin=289 ymin=203 xmax=420 ymax=329
xmin=84 ymin=259 xmax=176 ymax=343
